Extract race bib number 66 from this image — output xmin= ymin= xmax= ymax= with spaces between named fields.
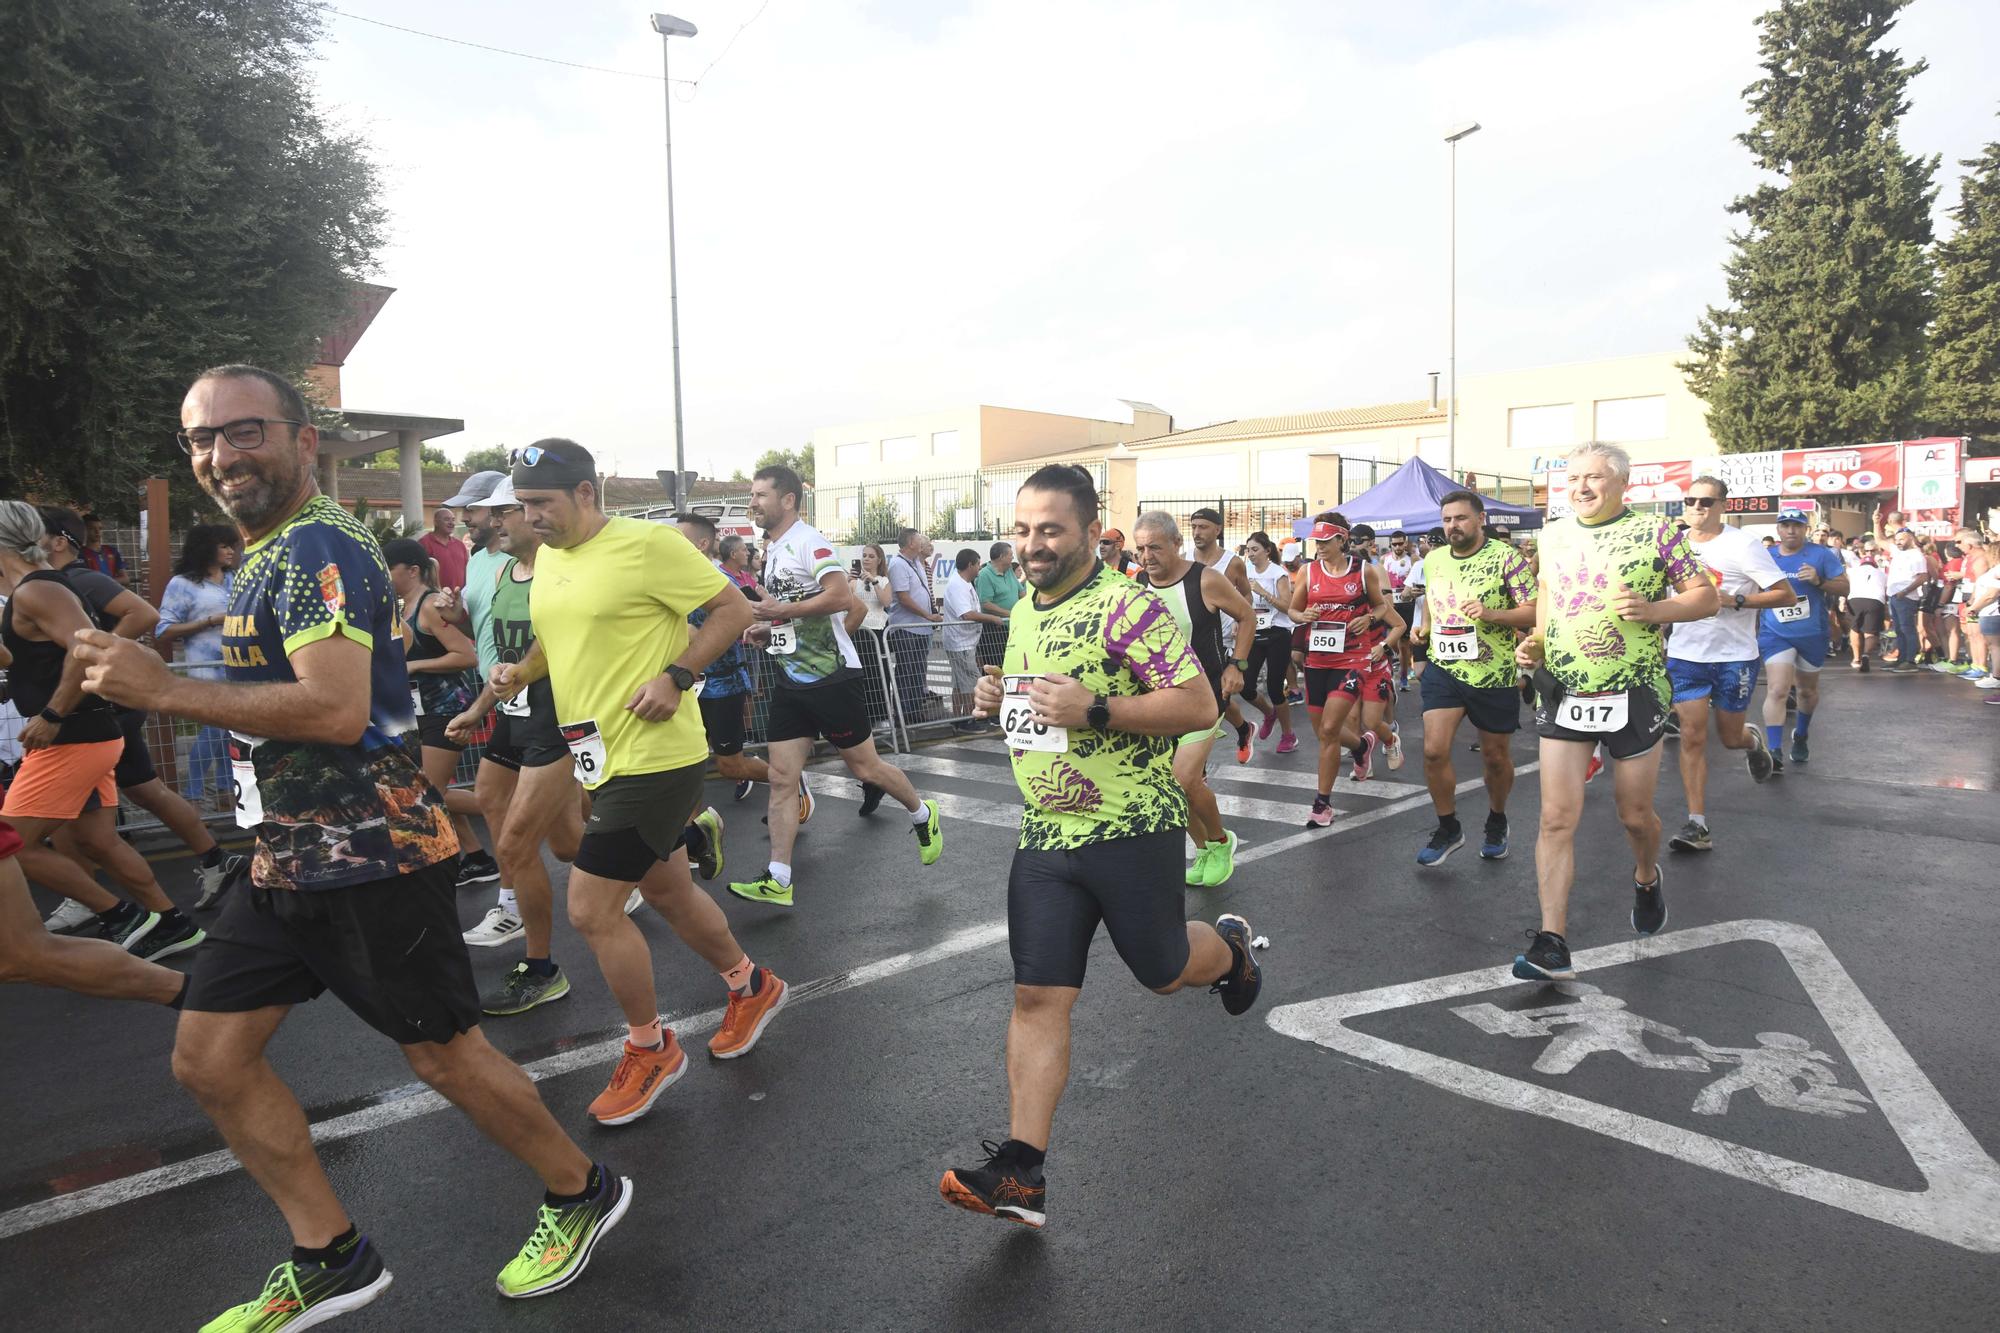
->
xmin=559 ymin=719 xmax=608 ymax=785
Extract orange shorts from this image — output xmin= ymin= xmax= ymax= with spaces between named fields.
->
xmin=0 ymin=739 xmax=122 ymax=822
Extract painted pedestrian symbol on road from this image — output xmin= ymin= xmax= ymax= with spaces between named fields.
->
xmin=1265 ymin=920 xmax=2000 ymax=1252
xmin=1452 ymin=983 xmax=1873 ymax=1119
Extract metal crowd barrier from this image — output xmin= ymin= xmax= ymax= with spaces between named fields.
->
xmin=879 ymin=618 xmax=1002 ymax=739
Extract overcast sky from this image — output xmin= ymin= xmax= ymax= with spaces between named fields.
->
xmin=314 ymin=0 xmax=1998 ymax=479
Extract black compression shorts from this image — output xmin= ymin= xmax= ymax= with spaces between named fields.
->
xmin=1007 ymin=829 xmax=1190 ymax=990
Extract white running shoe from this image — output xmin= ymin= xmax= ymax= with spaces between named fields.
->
xmin=463 ymin=906 xmax=526 ymax=947
xmin=624 ymin=887 xmax=645 ymax=915
xmin=1386 ymin=726 xmax=1405 ymax=771
xmin=42 ymin=898 xmax=96 ymax=934
xmin=1977 ymin=676 xmax=2000 ymax=690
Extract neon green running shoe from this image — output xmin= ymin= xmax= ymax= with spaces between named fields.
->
xmin=727 ymin=872 xmax=793 ymax=908
xmin=691 ymin=805 xmax=725 ymax=881
xmin=1202 ymin=829 xmax=1240 ymax=887
xmin=201 ymin=1240 xmax=392 ymax=1331
xmin=913 ymin=798 xmax=943 ymax=866
xmin=1185 ymin=843 xmax=1215 ymax=886
xmin=496 ymin=1168 xmax=633 ymax=1299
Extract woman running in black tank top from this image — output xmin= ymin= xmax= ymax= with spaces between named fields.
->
xmin=382 ymin=539 xmax=492 ymax=874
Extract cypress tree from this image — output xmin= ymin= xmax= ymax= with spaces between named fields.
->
xmin=1926 ymin=125 xmax=2000 ymax=442
xmin=1684 ymin=0 xmax=1938 ymax=451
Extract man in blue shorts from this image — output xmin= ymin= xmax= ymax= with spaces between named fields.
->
xmin=1756 ymin=509 xmax=1847 ymax=769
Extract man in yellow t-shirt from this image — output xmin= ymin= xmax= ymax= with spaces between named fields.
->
xmin=504 ymin=440 xmax=791 ymax=1127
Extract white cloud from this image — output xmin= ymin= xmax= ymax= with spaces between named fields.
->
xmin=316 ymin=0 xmax=1997 ymax=478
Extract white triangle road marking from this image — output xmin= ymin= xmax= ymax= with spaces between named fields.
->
xmin=1266 ymin=918 xmax=2000 ymax=1252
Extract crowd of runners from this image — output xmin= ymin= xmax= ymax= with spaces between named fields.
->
xmin=0 ymin=363 xmax=1990 ymax=1328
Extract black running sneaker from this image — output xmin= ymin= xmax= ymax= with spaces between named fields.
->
xmin=1745 ymin=729 xmax=1774 ymax=783
xmin=858 ymin=782 xmax=886 ymax=817
xmin=129 ymin=913 xmax=206 ymax=963
xmin=202 ymin=1236 xmax=393 ymax=1330
xmin=1790 ymin=734 xmax=1809 ymax=764
xmin=1668 ymin=819 xmax=1713 ymax=853
xmin=455 ymin=851 xmax=501 ymax=888
xmin=1632 ymin=864 xmax=1667 ymax=936
xmin=1211 ymin=914 xmax=1262 ymax=1016
xmin=1769 ymin=749 xmax=1784 ymax=776
xmin=939 ymin=1140 xmax=1047 ymax=1229
xmin=1512 ymin=930 xmax=1573 ymax=981
xmin=732 ymin=778 xmax=754 ymax=803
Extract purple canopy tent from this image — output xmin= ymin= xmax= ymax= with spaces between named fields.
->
xmin=1291 ymin=457 xmax=1542 ymax=538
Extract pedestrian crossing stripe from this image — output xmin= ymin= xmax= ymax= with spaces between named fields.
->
xmin=1266 ymin=919 xmax=2000 ymax=1253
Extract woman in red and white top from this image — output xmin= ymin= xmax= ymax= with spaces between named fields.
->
xmin=1287 ymin=513 xmax=1405 ymax=827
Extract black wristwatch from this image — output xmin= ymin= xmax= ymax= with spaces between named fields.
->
xmin=1232 ymin=658 xmax=1250 ymax=672
xmin=1733 ymin=592 xmax=1746 ymax=611
xmin=38 ymin=707 xmax=63 ymax=726
xmin=1085 ymin=694 xmax=1111 ymax=732
xmin=664 ymin=665 xmax=697 ymax=692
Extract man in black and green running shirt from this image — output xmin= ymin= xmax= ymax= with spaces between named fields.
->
xmin=935 ymin=464 xmax=1263 ymax=1231
xmin=1411 ymin=489 xmax=1537 ymax=867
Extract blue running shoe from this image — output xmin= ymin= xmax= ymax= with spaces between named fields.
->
xmin=1479 ymin=813 xmax=1510 ymax=860
xmin=1416 ymin=824 xmax=1463 ymax=867
xmin=1790 ymin=734 xmax=1809 ymax=764
xmin=1513 ymin=930 xmax=1572 ymax=981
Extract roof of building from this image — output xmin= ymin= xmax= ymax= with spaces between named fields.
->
xmin=1121 ymin=400 xmax=1447 ymax=450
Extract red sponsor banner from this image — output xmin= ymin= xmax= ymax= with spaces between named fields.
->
xmin=1546 ymin=458 xmax=1692 ymax=514
xmin=1778 ymin=443 xmax=1900 ymax=498
xmin=1967 ymin=456 xmax=2000 ymax=485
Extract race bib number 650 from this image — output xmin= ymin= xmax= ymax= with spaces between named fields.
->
xmin=1308 ymin=622 xmax=1347 ymax=655
xmin=559 ymin=719 xmax=608 ymax=785
xmin=1000 ymin=674 xmax=1068 ymax=753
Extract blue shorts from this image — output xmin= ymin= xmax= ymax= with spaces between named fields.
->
xmin=1758 ymin=630 xmax=1827 ymax=671
xmin=1666 ymin=657 xmax=1760 ymax=712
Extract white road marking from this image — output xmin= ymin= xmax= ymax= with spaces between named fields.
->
xmin=1265 ymin=919 xmax=2000 ymax=1253
xmin=798 ymin=771 xmax=1021 ymax=832
xmin=0 ymin=920 xmax=1010 ymax=1243
xmin=1235 ymin=765 xmax=1539 ymax=865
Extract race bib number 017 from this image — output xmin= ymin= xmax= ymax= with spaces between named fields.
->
xmin=767 ymin=622 xmax=797 ymax=655
xmin=560 ymin=719 xmax=608 ymax=785
xmin=1000 ymin=674 xmax=1068 ymax=753
xmin=1308 ymin=622 xmax=1347 ymax=655
xmin=1773 ymin=601 xmax=1811 ymax=624
xmin=1431 ymin=625 xmax=1478 ymax=661
xmin=1557 ymin=690 xmax=1628 ymax=733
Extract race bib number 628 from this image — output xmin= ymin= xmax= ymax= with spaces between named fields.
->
xmin=999 ymin=674 xmax=1068 ymax=752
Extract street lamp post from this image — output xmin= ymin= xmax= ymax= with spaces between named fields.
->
xmin=651 ymin=13 xmax=698 ymax=503
xmin=1444 ymin=120 xmax=1481 ymax=480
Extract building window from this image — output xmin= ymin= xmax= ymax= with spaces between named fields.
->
xmin=1257 ymin=448 xmax=1310 ymax=488
xmin=881 ymin=435 xmax=921 ymax=464
xmin=834 ymin=441 xmax=870 ymax=468
xmin=835 ymin=495 xmax=858 ymax=521
xmin=1508 ymin=404 xmax=1573 ymax=451
xmin=931 ymin=430 xmax=960 ymax=457
xmin=1593 ymin=395 xmax=1667 ymax=443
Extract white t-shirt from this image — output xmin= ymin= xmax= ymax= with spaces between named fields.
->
xmin=1846 ymin=555 xmax=1888 ymax=602
xmin=854 ymin=574 xmax=890 ymax=632
xmin=1245 ymin=560 xmax=1293 ymax=629
xmin=760 ymin=519 xmax=861 ymax=680
xmin=1382 ymin=552 xmax=1414 ymax=595
xmin=1975 ymin=565 xmax=2000 ymax=621
xmin=1885 ymin=547 xmax=1929 ymax=602
xmin=1668 ymin=525 xmax=1791 ymax=663
xmin=940 ymin=576 xmax=982 ymax=652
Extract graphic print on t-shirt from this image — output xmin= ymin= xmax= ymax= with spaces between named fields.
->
xmin=761 ymin=521 xmax=860 ymax=687
xmin=1420 ymin=539 xmax=1535 ymax=689
xmin=1539 ymin=509 xmax=1703 ymax=707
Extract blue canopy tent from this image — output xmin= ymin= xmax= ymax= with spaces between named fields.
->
xmin=1292 ymin=456 xmax=1543 ymax=537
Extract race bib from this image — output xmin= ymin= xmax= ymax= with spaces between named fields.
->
xmin=1256 ymin=608 xmax=1275 ymax=630
xmin=497 ymin=691 xmax=530 ymax=718
xmin=1773 ymin=601 xmax=1812 ymax=624
xmin=1000 ymin=674 xmax=1068 ymax=753
xmin=410 ymin=684 xmax=424 ymax=717
xmin=1557 ymin=690 xmax=1628 ymax=733
xmin=1308 ymin=621 xmax=1347 ymax=655
xmin=560 ymin=719 xmax=607 ymax=785
xmin=1432 ymin=625 xmax=1478 ymax=661
xmin=767 ymin=622 xmax=797 ymax=655
xmin=228 ymin=732 xmax=263 ymax=829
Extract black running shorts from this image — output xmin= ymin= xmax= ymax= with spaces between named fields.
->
xmin=1419 ymin=666 xmax=1521 ymax=735
xmin=766 ymin=678 xmax=872 ymax=750
xmin=1533 ymin=677 xmax=1667 ymax=761
xmin=185 ymin=859 xmax=480 ymax=1045
xmin=483 ymin=700 xmax=568 ymax=772
xmin=113 ymin=710 xmax=157 ymax=788
xmin=1846 ymin=597 xmax=1885 ymax=635
xmin=1007 ymin=829 xmax=1190 ymax=990
xmin=698 ymin=690 xmax=749 ymax=757
xmin=573 ymin=761 xmax=707 ymax=882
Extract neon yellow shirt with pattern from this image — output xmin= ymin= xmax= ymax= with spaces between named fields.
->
xmin=1002 ymin=563 xmax=1201 ymax=851
xmin=1539 ymin=507 xmax=1703 ymax=706
xmin=1420 ymin=538 xmax=1536 ymax=689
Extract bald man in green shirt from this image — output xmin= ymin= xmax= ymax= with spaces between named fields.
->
xmin=975 ymin=540 xmax=1025 ymax=666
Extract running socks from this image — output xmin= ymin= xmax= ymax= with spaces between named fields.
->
xmin=94 ymin=901 xmax=141 ymax=930
xmin=523 ymin=957 xmax=558 ymax=978
xmin=1436 ymin=814 xmax=1461 ymax=838
xmin=1349 ymin=742 xmax=1366 ymax=762
xmin=629 ymin=1018 xmax=664 ymax=1050
xmin=1794 ymin=711 xmax=1813 ymax=738
xmin=1004 ymin=1140 xmax=1046 ymax=1170
xmin=169 ymin=976 xmax=190 ymax=1010
xmin=292 ymin=1224 xmax=361 ymax=1268
xmin=546 ymin=1164 xmax=605 ymax=1207
xmin=497 ymin=887 xmax=520 ymax=914
xmin=1688 ymin=813 xmax=1708 ymax=829
xmin=198 ymin=845 xmax=225 ymax=869
xmin=768 ymin=861 xmax=793 ymax=887
xmin=1766 ymin=724 xmax=1784 ymax=751
xmin=721 ymin=955 xmax=758 ymax=996
xmin=909 ymin=802 xmax=930 ymax=826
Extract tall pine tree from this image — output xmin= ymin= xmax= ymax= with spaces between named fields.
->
xmin=1684 ymin=0 xmax=1938 ymax=452
xmin=1926 ymin=124 xmax=2000 ymax=442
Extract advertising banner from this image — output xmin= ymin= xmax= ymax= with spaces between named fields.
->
xmin=1899 ymin=437 xmax=1964 ymax=537
xmin=1778 ymin=443 xmax=1900 ymax=497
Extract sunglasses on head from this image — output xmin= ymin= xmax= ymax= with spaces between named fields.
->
xmin=511 ymin=445 xmax=567 ymax=467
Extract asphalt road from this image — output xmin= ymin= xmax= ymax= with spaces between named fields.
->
xmin=2 ymin=663 xmax=1996 ymax=1330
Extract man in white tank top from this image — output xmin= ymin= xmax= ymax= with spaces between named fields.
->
xmin=1189 ymin=507 xmax=1258 ymax=763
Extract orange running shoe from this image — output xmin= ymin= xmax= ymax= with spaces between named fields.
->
xmin=587 ymin=1031 xmax=687 ymax=1125
xmin=708 ymin=968 xmax=790 ymax=1059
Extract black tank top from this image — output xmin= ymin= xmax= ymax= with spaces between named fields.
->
xmin=1 ymin=570 xmax=121 ymax=744
xmin=1141 ymin=561 xmax=1226 ymax=702
xmin=403 ymin=590 xmax=474 ymax=712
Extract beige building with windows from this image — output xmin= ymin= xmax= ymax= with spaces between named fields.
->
xmin=809 ymin=351 xmax=1717 ymax=535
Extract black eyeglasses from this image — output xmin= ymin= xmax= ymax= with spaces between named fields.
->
xmin=1684 ymin=496 xmax=1720 ymax=508
xmin=511 ymin=446 xmax=569 ymax=467
xmin=176 ymin=417 xmax=303 ymax=456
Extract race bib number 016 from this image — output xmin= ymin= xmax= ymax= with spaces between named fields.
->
xmin=1000 ymin=674 xmax=1068 ymax=753
xmin=1308 ymin=622 xmax=1347 ymax=655
xmin=766 ymin=622 xmax=797 ymax=655
xmin=1557 ymin=690 xmax=1628 ymax=733
xmin=1431 ymin=625 xmax=1478 ymax=661
xmin=560 ymin=719 xmax=608 ymax=785
xmin=1773 ymin=601 xmax=1811 ymax=624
